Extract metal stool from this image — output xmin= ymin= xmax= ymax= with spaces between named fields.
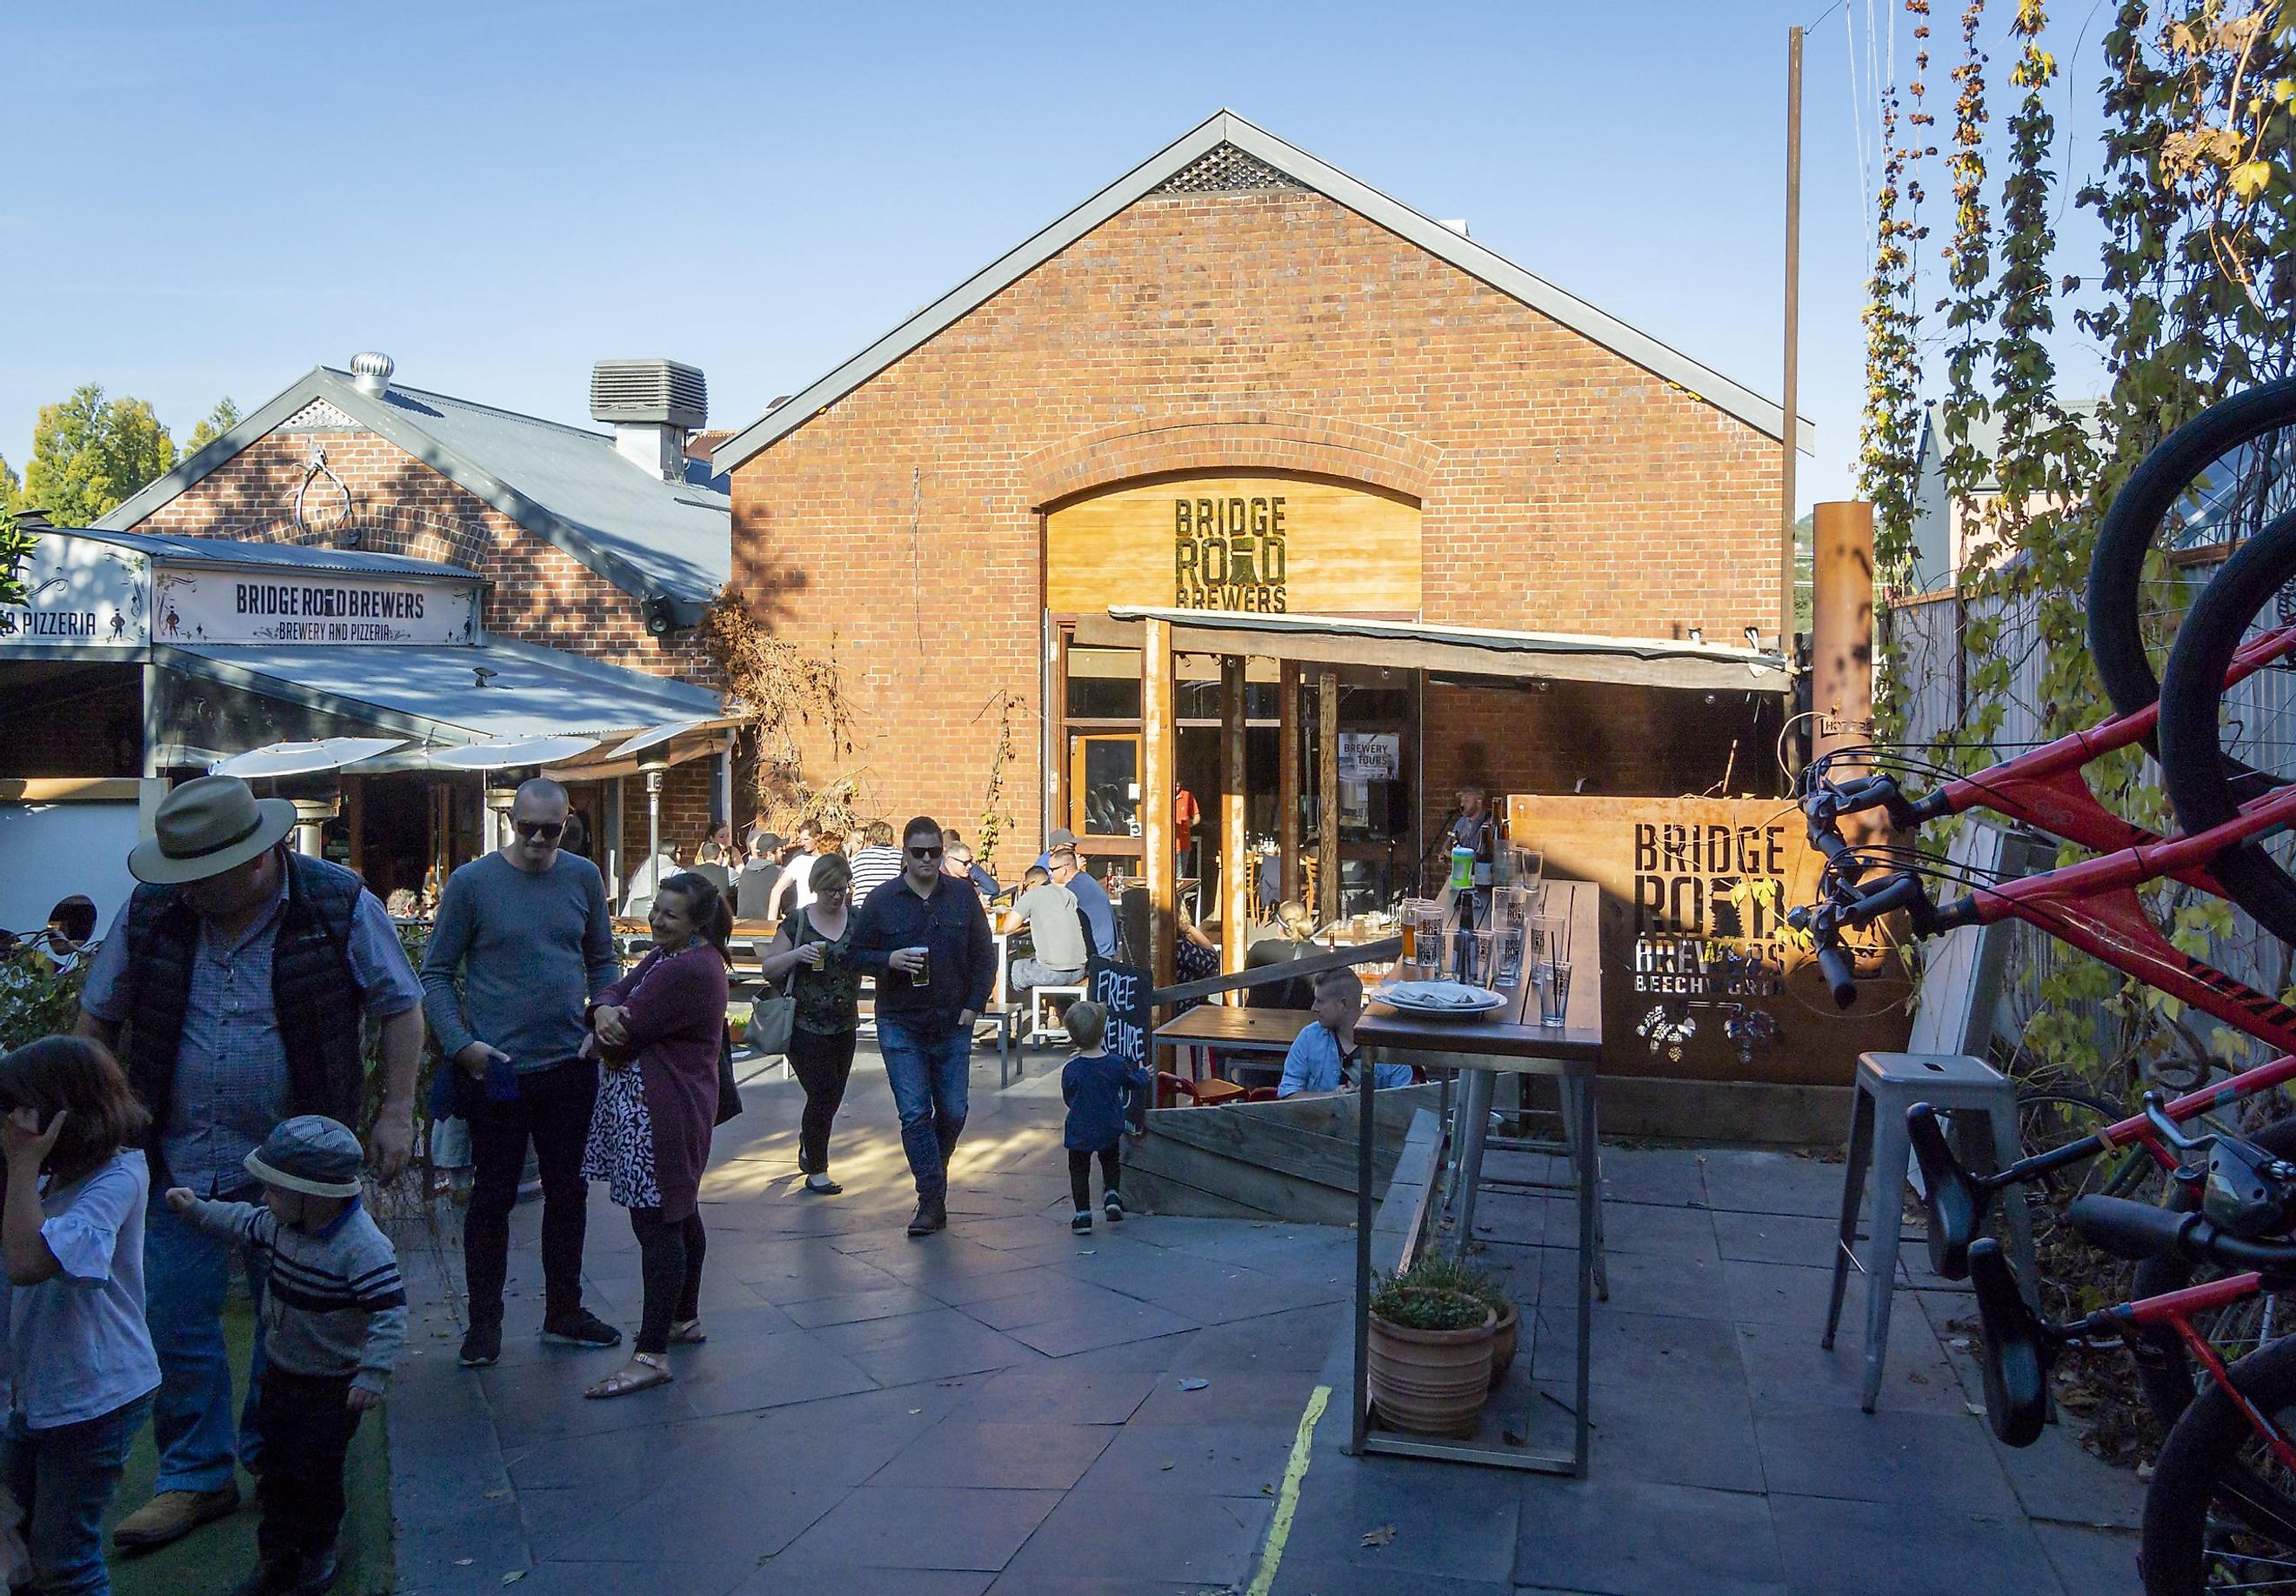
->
xmin=1823 ymin=1050 xmax=2032 ymax=1412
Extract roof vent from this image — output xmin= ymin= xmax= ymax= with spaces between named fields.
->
xmin=349 ymin=351 xmax=394 ymax=397
xmin=591 ymin=360 xmax=707 ymax=431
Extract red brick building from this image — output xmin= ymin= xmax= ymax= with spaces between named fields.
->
xmin=92 ymin=356 xmax=734 ymax=896
xmin=714 ymin=113 xmax=1804 ymax=904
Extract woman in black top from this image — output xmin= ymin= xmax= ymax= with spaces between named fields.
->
xmin=758 ymin=852 xmax=859 ymax=1195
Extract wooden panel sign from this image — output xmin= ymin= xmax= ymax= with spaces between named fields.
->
xmin=1045 ymin=475 xmax=1421 ymax=618
xmin=1506 ymin=795 xmax=1912 ymax=1086
xmin=1086 ymin=955 xmax=1154 ymax=1132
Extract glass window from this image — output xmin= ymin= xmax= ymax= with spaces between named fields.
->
xmin=1070 ymin=735 xmax=1141 ymax=837
xmin=1065 ymin=647 xmax=1142 ymax=720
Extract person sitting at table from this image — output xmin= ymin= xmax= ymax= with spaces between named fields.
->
xmin=1277 ymin=969 xmax=1414 ymax=1098
xmin=1245 ymin=900 xmax=1318 ymax=1010
xmin=1008 ymin=866 xmax=1089 ymax=996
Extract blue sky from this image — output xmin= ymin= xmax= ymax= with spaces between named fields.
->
xmin=1 ymin=1 xmax=2121 ymax=515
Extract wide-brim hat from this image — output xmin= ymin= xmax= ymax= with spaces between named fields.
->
xmin=244 ymin=1114 xmax=365 ymax=1199
xmin=128 ymin=774 xmax=297 ymax=885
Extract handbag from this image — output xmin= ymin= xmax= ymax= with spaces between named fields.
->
xmin=748 ymin=988 xmax=796 ymax=1058
xmin=714 ymin=1025 xmax=745 ymax=1127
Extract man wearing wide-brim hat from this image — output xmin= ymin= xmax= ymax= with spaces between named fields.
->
xmin=76 ymin=774 xmax=424 ymax=1553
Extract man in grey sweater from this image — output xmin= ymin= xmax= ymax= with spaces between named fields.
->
xmin=420 ymin=778 xmax=622 ymax=1366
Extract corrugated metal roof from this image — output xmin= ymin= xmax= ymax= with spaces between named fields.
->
xmin=160 ymin=635 xmax=723 ymax=745
xmin=99 ymin=367 xmax=731 ymax=604
xmin=712 ymin=110 xmax=1816 ymax=473
xmin=71 ymin=526 xmax=477 ymax=581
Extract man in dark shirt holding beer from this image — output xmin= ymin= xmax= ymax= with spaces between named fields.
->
xmin=851 ymin=816 xmax=997 ymax=1237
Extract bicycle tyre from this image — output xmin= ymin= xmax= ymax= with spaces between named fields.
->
xmin=2090 ymin=377 xmax=2296 ymax=727
xmin=2139 ymin=1332 xmax=2296 ymax=1593
xmin=2156 ymin=504 xmax=2296 ymax=944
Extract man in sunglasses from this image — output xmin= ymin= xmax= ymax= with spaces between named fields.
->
xmin=419 ymin=778 xmax=624 ymax=1366
xmin=851 ymin=817 xmax=997 ymax=1236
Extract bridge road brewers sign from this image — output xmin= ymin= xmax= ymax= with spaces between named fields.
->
xmin=1505 ymin=794 xmax=1912 ymax=1087
xmin=150 ymin=567 xmax=478 ymax=646
xmin=1045 ymin=475 xmax=1422 ymax=618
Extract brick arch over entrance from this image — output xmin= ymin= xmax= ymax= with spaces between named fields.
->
xmin=1025 ymin=411 xmax=1440 ymax=509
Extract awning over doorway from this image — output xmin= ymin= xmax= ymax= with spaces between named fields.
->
xmin=155 ymin=636 xmax=724 ymax=770
xmin=1100 ymin=607 xmax=1792 ymax=692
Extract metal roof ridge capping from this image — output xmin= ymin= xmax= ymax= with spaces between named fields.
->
xmin=708 ymin=108 xmax=1819 ymax=474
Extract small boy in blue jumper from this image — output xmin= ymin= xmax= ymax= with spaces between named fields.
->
xmin=1060 ymin=1000 xmax=1150 ymax=1232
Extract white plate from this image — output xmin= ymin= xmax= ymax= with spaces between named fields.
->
xmin=1371 ymin=980 xmax=1507 ymax=1017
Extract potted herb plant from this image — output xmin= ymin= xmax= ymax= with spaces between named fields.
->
xmin=1411 ymin=1254 xmax=1519 ymax=1387
xmin=1367 ymin=1259 xmax=1498 ymax=1437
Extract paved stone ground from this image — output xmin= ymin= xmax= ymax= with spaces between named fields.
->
xmin=380 ymin=1059 xmax=2148 ymax=1596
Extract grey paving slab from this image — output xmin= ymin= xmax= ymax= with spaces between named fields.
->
xmin=959 ymin=1274 xmax=1145 ymax=1331
xmin=1072 ymin=1420 xmax=1297 ymax=1497
xmin=811 ymin=1306 xmax=1045 ymax=1384
xmin=871 ymin=1420 xmax=1119 ymax=1491
xmin=771 ymin=1484 xmax=1064 ymax=1572
xmin=731 ymin=1567 xmax=993 ymax=1596
xmin=780 ymin=1281 xmax=946 ymax=1328
xmin=1534 ymin=1240 xmax=1726 ymax=1319
xmin=1269 ymin=1568 xmax=1514 ymax=1596
xmin=1046 ymin=1329 xmax=1205 ymax=1373
xmin=1767 ymin=1492 xmax=2066 ymax=1596
xmin=1276 ymin=1452 xmax=1525 ymax=1586
xmin=998 ymin=1489 xmax=1271 ymax=1585
xmin=1712 ymin=1209 xmax=1842 ymax=1268
xmin=1131 ymin=1366 xmax=1325 ymax=1426
xmin=669 ymin=1319 xmax=882 ymax=1417
xmin=1508 ymin=1195 xmax=1721 ymax=1263
xmin=1576 ymin=1363 xmax=1767 ymax=1493
xmin=2032 ymin=1521 xmax=2144 ymax=1595
xmin=1597 ymin=1147 xmax=1710 ymax=1207
xmin=1988 ymin=1417 xmax=2146 ymax=1531
xmin=1753 ymin=1407 xmax=2021 ymax=1514
xmin=1185 ymin=1301 xmax=1349 ymax=1373
xmin=1531 ymin=1306 xmax=1745 ymax=1393
xmin=1701 ymin=1150 xmax=1849 ymax=1219
xmin=986 ymin=1579 xmax=1231 ymax=1596
xmin=1005 ymin=1297 xmax=1203 ymax=1357
xmin=531 ymin=1471 xmax=844 ymax=1565
xmin=949 ymin=1366 xmax=1160 ymax=1426
xmin=493 ymin=1553 xmax=763 ymax=1596
xmin=1732 ymin=1313 xmax=1969 ymax=1419
xmin=1512 ymin=1478 xmax=1785 ymax=1596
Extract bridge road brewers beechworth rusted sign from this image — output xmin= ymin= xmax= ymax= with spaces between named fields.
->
xmin=1505 ymin=795 xmax=1912 ymax=1088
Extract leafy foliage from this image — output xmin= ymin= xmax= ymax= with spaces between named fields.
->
xmin=701 ymin=591 xmax=864 ymax=837
xmin=0 ymin=951 xmax=87 ymax=1054
xmin=18 ymin=384 xmax=177 ymax=527
xmin=185 ymin=397 xmax=242 ymax=455
xmin=1369 ymin=1270 xmax=1490 ymax=1332
xmin=0 ymin=499 xmax=35 ymax=610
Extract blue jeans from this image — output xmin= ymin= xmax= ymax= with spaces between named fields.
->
xmin=878 ymin=1017 xmax=972 ymax=1201
xmin=1 ymin=1395 xmax=151 ymax=1596
xmin=144 ymin=1188 xmax=268 ymax=1492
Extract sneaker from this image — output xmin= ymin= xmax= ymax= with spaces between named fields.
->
xmin=1071 ymin=1211 xmax=1093 ymax=1233
xmin=1104 ymin=1190 xmax=1125 ymax=1222
xmin=540 ymin=1309 xmax=623 ymax=1349
xmin=458 ymin=1324 xmax=502 ymax=1368
xmin=906 ymin=1198 xmax=946 ymax=1237
xmin=114 ymin=1484 xmax=241 ymax=1551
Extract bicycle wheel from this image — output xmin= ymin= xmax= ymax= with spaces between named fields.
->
xmin=2017 ymin=1088 xmax=2166 ymax=1251
xmin=2090 ymin=377 xmax=2296 ymax=727
xmin=2139 ymin=1332 xmax=2296 ymax=1593
xmin=2156 ymin=504 xmax=2296 ymax=943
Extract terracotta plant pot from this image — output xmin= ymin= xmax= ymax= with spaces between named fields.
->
xmin=1487 ymin=1299 xmax=1520 ymax=1388
xmin=1367 ymin=1292 xmax=1496 ymax=1438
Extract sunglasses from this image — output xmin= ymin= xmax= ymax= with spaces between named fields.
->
xmin=512 ymin=819 xmax=564 ymax=840
xmin=907 ymin=845 xmax=944 ymax=859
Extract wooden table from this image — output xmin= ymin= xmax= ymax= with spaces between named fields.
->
xmin=1350 ymin=879 xmax=1606 ymax=1478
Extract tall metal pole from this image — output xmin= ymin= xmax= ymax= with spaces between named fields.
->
xmin=1781 ymin=23 xmax=1805 ymax=656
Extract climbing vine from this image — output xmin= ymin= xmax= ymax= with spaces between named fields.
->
xmin=701 ymin=591 xmax=864 ymax=836
xmin=971 ymin=689 xmax=1025 ymax=875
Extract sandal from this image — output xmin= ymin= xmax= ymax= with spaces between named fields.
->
xmin=584 ymin=1353 xmax=673 ymax=1399
xmin=667 ymin=1319 xmax=707 ymax=1346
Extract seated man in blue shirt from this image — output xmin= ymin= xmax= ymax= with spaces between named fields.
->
xmin=1047 ymin=847 xmax=1118 ymax=961
xmin=1278 ymin=968 xmax=1415 ymax=1097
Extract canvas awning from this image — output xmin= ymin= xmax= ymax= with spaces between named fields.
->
xmin=1096 ymin=607 xmax=1792 ymax=692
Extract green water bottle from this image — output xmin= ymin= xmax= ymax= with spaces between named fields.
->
xmin=1449 ymin=845 xmax=1474 ymax=894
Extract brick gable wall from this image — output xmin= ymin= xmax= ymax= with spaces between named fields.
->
xmin=730 ymin=186 xmax=1787 ymax=861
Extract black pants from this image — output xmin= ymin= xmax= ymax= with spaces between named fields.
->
xmin=464 ymin=1058 xmax=597 ymax=1332
xmin=629 ymin=1207 xmax=706 ymax=1356
xmin=787 ymin=1026 xmax=858 ymax=1175
xmin=1068 ymin=1145 xmax=1121 ymax=1211
xmin=255 ymin=1371 xmax=362 ymax=1564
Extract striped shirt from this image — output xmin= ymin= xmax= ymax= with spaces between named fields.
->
xmin=176 ymin=1195 xmax=406 ymax=1395
xmin=846 ymin=845 xmax=904 ymax=905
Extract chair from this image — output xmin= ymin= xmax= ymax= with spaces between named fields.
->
xmin=1025 ymin=982 xmax=1087 ymax=1048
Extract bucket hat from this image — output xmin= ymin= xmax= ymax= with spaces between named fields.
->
xmin=128 ymin=775 xmax=296 ymax=886
xmin=244 ymin=1114 xmax=365 ymax=1199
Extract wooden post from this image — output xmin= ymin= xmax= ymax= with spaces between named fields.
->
xmin=1142 ymin=618 xmax=1177 ymax=993
xmin=1221 ymin=655 xmax=1250 ymax=994
xmin=1278 ymin=661 xmax=1302 ymax=904
xmin=1318 ymin=670 xmax=1340 ymax=923
xmin=1812 ymin=501 xmax=1876 ymax=766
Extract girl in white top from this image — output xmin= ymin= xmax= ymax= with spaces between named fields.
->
xmin=0 ymin=1036 xmax=163 ymax=1596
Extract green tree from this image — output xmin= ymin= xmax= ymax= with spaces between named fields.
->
xmin=185 ymin=396 xmax=241 ymax=454
xmin=19 ymin=384 xmax=177 ymax=527
xmin=0 ymin=499 xmax=34 ymax=610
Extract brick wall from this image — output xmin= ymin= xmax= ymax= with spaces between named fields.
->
xmin=729 ymin=186 xmax=1786 ymax=861
xmin=131 ymin=430 xmax=717 ymax=684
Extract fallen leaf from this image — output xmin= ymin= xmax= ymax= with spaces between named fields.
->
xmin=1362 ymin=1524 xmax=1398 ymax=1547
xmin=1160 ymin=1461 xmax=1175 ymax=1471
xmin=1178 ymin=1378 xmax=1210 ymax=1392
xmin=503 ymin=1574 xmax=527 ymax=1586
xmin=1966 ymin=1402 xmax=1986 ymax=1418
xmin=1906 ymin=1370 xmax=1928 ymax=1385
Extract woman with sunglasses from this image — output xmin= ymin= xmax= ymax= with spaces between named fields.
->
xmin=758 ymin=852 xmax=860 ymax=1195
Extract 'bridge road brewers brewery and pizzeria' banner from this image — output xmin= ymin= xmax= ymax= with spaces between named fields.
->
xmin=150 ymin=567 xmax=477 ymax=646
xmin=1506 ymin=795 xmax=1912 ymax=1088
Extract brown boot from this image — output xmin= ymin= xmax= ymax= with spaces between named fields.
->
xmin=112 ymin=1484 xmax=241 ymax=1551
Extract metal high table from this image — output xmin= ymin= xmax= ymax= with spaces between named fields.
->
xmin=1352 ymin=878 xmax=1606 ymax=1475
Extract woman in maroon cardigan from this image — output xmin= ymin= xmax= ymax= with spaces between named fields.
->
xmin=578 ymin=871 xmax=731 ymax=1399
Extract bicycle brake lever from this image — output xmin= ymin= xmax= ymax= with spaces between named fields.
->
xmin=2142 ymin=1091 xmax=2210 ymax=1153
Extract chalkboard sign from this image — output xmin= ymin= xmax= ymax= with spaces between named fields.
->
xmin=1085 ymin=956 xmax=1154 ymax=1132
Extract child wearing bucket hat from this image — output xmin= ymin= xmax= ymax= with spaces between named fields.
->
xmin=165 ymin=1117 xmax=404 ymax=1596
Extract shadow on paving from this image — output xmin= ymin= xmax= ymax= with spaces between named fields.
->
xmin=385 ymin=1043 xmax=1352 ymax=1595
xmin=1258 ymin=1144 xmax=2149 ymax=1596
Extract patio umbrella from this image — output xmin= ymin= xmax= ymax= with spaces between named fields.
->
xmin=430 ymin=736 xmax=601 ymax=854
xmin=208 ymin=737 xmax=405 ymax=778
